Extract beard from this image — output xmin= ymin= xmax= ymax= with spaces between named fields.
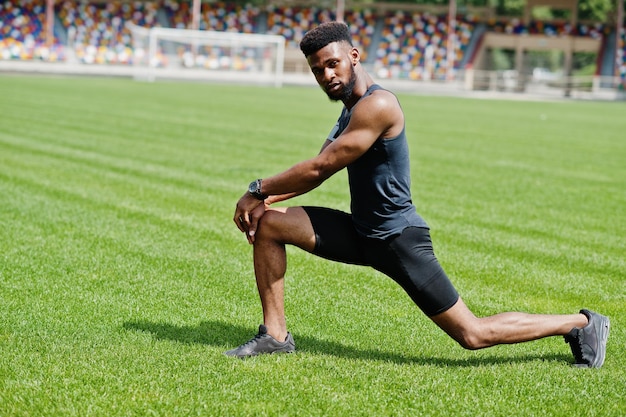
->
xmin=325 ymin=67 xmax=357 ymax=102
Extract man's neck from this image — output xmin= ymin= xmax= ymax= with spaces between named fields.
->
xmin=343 ymin=69 xmax=373 ymax=110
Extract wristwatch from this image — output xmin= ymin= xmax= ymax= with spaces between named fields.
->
xmin=248 ymin=179 xmax=267 ymax=200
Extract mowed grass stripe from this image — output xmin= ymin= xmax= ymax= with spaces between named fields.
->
xmin=0 ymin=101 xmax=235 ymax=173
xmin=0 ymin=156 xmax=236 ymax=265
xmin=0 ymin=133 xmax=229 ymax=200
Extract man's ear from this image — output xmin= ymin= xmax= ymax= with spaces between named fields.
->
xmin=350 ymin=48 xmax=360 ymax=65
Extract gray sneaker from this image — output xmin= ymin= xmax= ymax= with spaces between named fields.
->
xmin=564 ymin=309 xmax=610 ymax=368
xmin=224 ymin=325 xmax=295 ymax=358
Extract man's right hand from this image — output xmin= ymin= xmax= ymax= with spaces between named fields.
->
xmin=234 ymin=193 xmax=266 ymax=244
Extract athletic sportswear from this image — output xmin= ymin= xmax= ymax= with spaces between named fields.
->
xmin=326 ymin=84 xmax=428 ymax=240
xmin=224 ymin=325 xmax=296 ymax=358
xmin=564 ymin=309 xmax=610 ymax=368
xmin=303 ymin=206 xmax=459 ymax=317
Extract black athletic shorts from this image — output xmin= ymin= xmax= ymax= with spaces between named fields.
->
xmin=303 ymin=206 xmax=459 ymax=317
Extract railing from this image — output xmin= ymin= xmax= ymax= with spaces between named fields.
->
xmin=463 ymin=69 xmax=625 ymax=99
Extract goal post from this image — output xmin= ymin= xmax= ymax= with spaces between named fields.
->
xmin=126 ymin=23 xmax=286 ymax=87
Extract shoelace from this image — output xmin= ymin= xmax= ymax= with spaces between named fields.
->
xmin=237 ymin=332 xmax=266 ymax=349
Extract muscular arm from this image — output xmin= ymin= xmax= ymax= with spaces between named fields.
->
xmin=262 ymin=139 xmax=334 ymax=205
xmin=261 ymin=90 xmax=404 ymax=198
xmin=261 ymin=139 xmax=333 ymax=206
xmin=234 ymin=89 xmax=404 ymax=241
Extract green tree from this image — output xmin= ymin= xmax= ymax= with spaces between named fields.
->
xmin=577 ymin=0 xmax=614 ymax=21
xmin=353 ymin=0 xmax=618 ymax=21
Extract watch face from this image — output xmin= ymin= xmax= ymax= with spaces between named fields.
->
xmin=248 ymin=180 xmax=264 ymax=199
xmin=249 ymin=181 xmax=259 ymax=194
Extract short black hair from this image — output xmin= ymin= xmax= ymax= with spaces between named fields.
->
xmin=299 ymin=21 xmax=353 ymax=57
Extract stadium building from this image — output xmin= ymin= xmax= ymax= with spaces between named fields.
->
xmin=0 ymin=0 xmax=624 ymax=99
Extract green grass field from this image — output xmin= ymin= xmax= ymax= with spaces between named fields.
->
xmin=0 ymin=74 xmax=624 ymax=416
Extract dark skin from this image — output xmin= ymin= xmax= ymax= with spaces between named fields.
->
xmin=234 ymin=41 xmax=402 ymax=243
xmin=231 ymin=41 xmax=587 ymax=346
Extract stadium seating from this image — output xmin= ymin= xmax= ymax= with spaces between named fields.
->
xmin=0 ymin=0 xmax=620 ymax=83
xmin=55 ymin=0 xmax=160 ymax=64
xmin=573 ymin=21 xmax=607 ymax=38
xmin=0 ymin=0 xmax=65 ymax=61
xmin=162 ymin=0 xmax=259 ymax=33
xmin=265 ymin=5 xmax=375 ymax=60
xmin=485 ymin=18 xmax=607 ymax=38
xmin=265 ymin=5 xmax=334 ymax=48
xmin=537 ymin=20 xmax=606 ymax=37
xmin=345 ymin=8 xmax=377 ymax=60
xmin=619 ymin=27 xmax=626 ymax=80
xmin=485 ymin=17 xmax=528 ymax=35
xmin=161 ymin=1 xmax=264 ymax=71
xmin=373 ymin=11 xmax=476 ymax=80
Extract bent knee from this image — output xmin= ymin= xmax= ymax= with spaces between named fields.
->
xmin=255 ymin=210 xmax=285 ymax=238
xmin=257 ymin=209 xmax=282 ymax=228
xmin=255 ymin=207 xmax=316 ymax=250
xmin=457 ymin=336 xmax=482 ymax=351
xmin=453 ymin=329 xmax=488 ymax=351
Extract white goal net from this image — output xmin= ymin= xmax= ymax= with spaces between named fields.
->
xmin=126 ymin=23 xmax=285 ymax=87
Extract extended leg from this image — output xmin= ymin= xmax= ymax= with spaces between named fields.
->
xmin=430 ymin=297 xmax=588 ymax=350
xmin=431 ymin=298 xmax=610 ymax=368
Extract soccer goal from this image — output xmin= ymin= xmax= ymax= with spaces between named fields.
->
xmin=126 ymin=23 xmax=286 ymax=87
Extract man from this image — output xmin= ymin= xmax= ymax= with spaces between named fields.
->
xmin=226 ymin=22 xmax=610 ymax=367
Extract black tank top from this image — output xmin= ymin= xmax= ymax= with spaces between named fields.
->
xmin=326 ymin=84 xmax=428 ymax=239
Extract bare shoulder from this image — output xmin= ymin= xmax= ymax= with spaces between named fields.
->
xmin=350 ymin=87 xmax=404 ymax=136
xmin=354 ymin=88 xmax=402 ymax=117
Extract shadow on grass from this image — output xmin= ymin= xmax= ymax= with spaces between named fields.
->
xmin=122 ymin=319 xmax=571 ymax=367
